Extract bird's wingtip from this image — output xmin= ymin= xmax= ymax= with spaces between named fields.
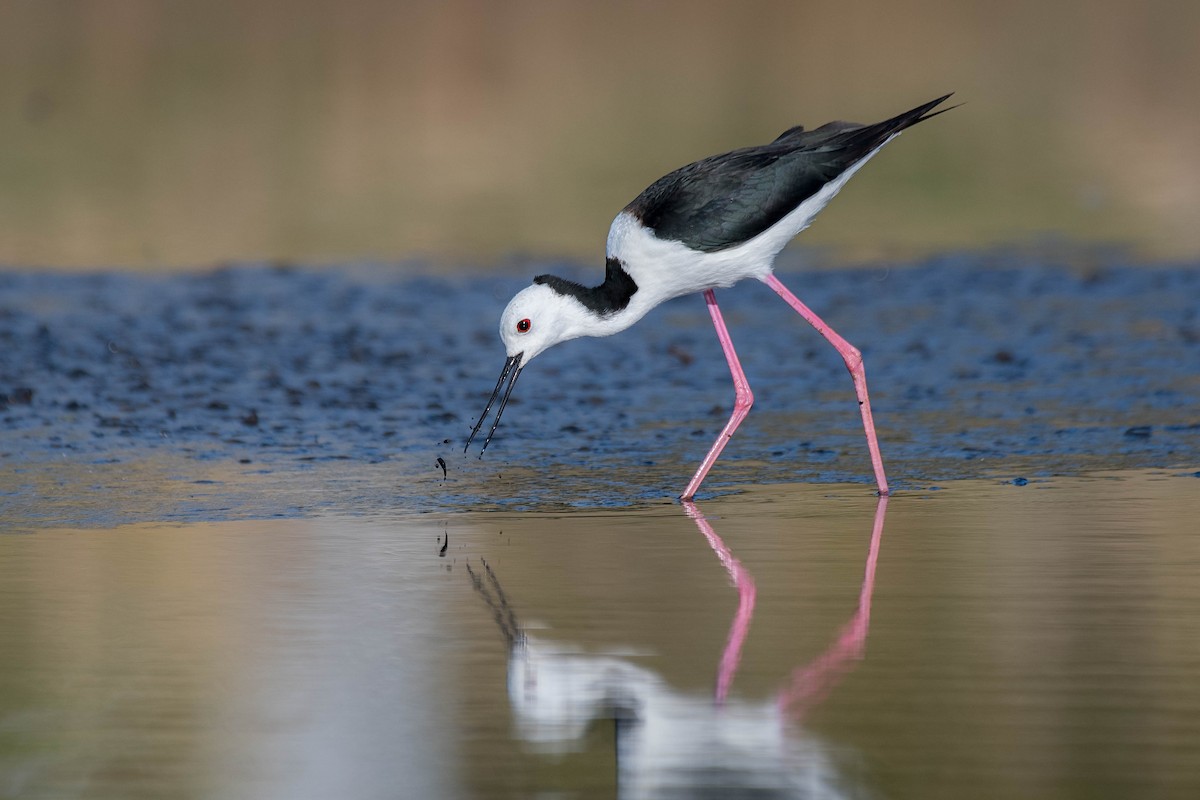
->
xmin=918 ymin=92 xmax=962 ymax=121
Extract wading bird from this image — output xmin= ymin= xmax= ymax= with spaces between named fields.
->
xmin=466 ymin=95 xmax=955 ymax=499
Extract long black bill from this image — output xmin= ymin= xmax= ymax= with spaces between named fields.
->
xmin=464 ymin=352 xmax=524 ymax=456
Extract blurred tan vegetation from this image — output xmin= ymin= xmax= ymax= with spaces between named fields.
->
xmin=1 ymin=0 xmax=1198 ymax=270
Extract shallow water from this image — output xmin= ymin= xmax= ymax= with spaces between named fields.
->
xmin=2 ymin=259 xmax=1199 ymax=796
xmin=2 ymin=472 xmax=1199 ymax=799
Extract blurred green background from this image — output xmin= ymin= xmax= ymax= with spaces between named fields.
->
xmin=1 ymin=0 xmax=1197 ymax=270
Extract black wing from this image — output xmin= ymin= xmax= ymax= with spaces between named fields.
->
xmin=624 ymin=94 xmax=954 ymax=252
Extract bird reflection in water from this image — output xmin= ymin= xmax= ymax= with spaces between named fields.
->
xmin=468 ymin=497 xmax=889 ymax=797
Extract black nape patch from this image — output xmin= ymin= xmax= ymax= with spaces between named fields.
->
xmin=534 ymin=257 xmax=638 ymax=315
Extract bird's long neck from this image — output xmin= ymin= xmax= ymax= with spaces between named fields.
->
xmin=530 ymin=256 xmax=652 ymax=338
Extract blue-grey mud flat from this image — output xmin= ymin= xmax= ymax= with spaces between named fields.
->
xmin=2 ymin=253 xmax=1197 ymax=525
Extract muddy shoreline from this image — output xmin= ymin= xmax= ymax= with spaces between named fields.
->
xmin=3 ymin=255 xmax=1198 ymax=526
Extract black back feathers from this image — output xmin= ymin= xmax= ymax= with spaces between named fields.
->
xmin=624 ymin=94 xmax=955 ymax=253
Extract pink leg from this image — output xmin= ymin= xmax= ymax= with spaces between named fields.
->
xmin=764 ymin=274 xmax=890 ymax=496
xmin=681 ymin=289 xmax=754 ymax=500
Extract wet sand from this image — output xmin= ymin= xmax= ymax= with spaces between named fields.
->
xmin=3 ymin=256 xmax=1199 ymax=526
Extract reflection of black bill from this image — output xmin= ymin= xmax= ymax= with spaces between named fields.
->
xmin=464 ymin=353 xmax=524 ymax=456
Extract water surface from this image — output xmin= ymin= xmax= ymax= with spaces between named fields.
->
xmin=3 ymin=472 xmax=1198 ymax=798
xmin=2 ymin=259 xmax=1198 ymax=796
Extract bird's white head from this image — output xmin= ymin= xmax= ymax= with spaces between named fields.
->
xmin=499 ymin=283 xmax=586 ymax=364
xmin=465 ymin=283 xmax=592 ymax=456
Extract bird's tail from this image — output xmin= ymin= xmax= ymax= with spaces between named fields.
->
xmin=856 ymin=93 xmax=959 ymax=142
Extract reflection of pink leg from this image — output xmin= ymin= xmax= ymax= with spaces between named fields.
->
xmin=763 ymin=274 xmax=890 ymax=496
xmin=778 ymin=496 xmax=889 ymax=720
xmin=682 ymin=500 xmax=757 ymax=706
xmin=681 ymin=289 xmax=754 ymax=501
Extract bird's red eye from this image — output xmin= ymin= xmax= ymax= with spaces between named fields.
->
xmin=516 ymin=318 xmax=531 ymax=333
